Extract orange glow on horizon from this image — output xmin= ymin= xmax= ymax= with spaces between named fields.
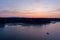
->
xmin=15 ymin=12 xmax=60 ymax=18
xmin=0 ymin=12 xmax=60 ymax=18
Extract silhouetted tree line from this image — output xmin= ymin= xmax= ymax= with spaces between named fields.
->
xmin=0 ymin=17 xmax=60 ymax=24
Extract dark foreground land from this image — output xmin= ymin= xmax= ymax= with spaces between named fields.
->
xmin=0 ymin=17 xmax=60 ymax=24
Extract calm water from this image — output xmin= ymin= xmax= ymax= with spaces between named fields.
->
xmin=0 ymin=22 xmax=60 ymax=40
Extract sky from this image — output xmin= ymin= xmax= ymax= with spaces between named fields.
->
xmin=0 ymin=0 xmax=60 ymax=18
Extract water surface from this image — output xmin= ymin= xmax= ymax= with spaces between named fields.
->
xmin=0 ymin=22 xmax=60 ymax=40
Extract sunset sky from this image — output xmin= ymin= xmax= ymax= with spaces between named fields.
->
xmin=0 ymin=0 xmax=60 ymax=18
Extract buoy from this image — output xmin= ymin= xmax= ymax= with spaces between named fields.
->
xmin=46 ymin=32 xmax=49 ymax=35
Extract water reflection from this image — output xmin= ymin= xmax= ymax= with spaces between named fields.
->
xmin=0 ymin=23 xmax=5 ymax=28
xmin=3 ymin=22 xmax=55 ymax=40
xmin=0 ymin=20 xmax=56 ymax=28
xmin=5 ymin=21 xmax=55 ymax=27
xmin=0 ymin=21 xmax=60 ymax=40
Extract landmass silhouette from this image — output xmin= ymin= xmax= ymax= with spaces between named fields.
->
xmin=0 ymin=17 xmax=60 ymax=28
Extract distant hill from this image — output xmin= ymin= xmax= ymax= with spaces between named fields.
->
xmin=0 ymin=17 xmax=60 ymax=24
